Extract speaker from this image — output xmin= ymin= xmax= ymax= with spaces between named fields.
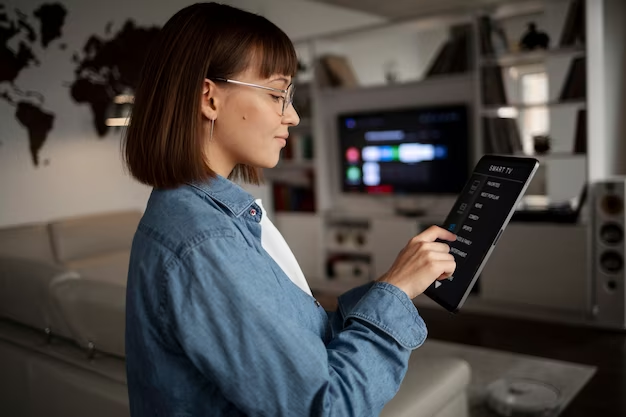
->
xmin=591 ymin=178 xmax=626 ymax=329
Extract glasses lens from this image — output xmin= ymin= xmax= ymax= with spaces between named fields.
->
xmin=283 ymin=85 xmax=295 ymax=115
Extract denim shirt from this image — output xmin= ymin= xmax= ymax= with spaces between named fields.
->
xmin=125 ymin=174 xmax=428 ymax=417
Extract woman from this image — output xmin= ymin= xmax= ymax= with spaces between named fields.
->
xmin=124 ymin=3 xmax=457 ymax=416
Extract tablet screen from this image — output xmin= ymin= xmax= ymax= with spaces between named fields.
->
xmin=424 ymin=155 xmax=539 ymax=312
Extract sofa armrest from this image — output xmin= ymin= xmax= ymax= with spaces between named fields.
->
xmin=382 ymin=351 xmax=471 ymax=417
xmin=0 ymin=256 xmax=79 ymax=338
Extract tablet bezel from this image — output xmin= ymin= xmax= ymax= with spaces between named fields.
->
xmin=424 ymin=154 xmax=540 ymax=313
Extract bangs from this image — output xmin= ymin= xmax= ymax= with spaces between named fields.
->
xmin=251 ymin=28 xmax=298 ymax=79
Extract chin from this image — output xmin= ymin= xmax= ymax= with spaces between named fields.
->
xmin=253 ymin=156 xmax=280 ymax=169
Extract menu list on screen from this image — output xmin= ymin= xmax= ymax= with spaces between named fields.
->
xmin=428 ymin=156 xmax=538 ymax=310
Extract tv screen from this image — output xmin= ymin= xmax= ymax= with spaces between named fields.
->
xmin=338 ymin=104 xmax=470 ymax=195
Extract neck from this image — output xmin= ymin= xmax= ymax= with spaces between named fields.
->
xmin=204 ymin=141 xmax=236 ymax=178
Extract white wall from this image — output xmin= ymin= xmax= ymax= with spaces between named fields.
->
xmin=0 ymin=0 xmax=383 ymax=227
xmin=309 ymin=22 xmax=450 ymax=87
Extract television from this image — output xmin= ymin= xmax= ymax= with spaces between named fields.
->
xmin=338 ymin=104 xmax=470 ymax=195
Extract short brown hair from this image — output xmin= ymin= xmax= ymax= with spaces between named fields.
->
xmin=123 ymin=2 xmax=298 ymax=188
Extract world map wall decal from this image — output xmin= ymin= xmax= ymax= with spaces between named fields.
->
xmin=0 ymin=2 xmax=160 ymax=166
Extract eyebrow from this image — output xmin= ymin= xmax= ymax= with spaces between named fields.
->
xmin=269 ymin=77 xmax=290 ymax=87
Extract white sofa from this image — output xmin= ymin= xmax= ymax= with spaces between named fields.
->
xmin=0 ymin=210 xmax=470 ymax=417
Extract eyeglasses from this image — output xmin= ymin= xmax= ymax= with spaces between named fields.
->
xmin=211 ymin=78 xmax=295 ymax=116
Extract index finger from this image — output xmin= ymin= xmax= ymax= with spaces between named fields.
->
xmin=413 ymin=225 xmax=457 ymax=243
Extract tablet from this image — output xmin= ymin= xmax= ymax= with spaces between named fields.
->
xmin=424 ymin=155 xmax=539 ymax=313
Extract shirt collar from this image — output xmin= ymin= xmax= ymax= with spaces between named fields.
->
xmin=188 ymin=174 xmax=256 ymax=217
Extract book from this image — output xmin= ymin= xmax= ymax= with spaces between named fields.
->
xmin=573 ymin=109 xmax=587 ymax=154
xmin=481 ymin=65 xmax=508 ymax=106
xmin=425 ymin=24 xmax=472 ymax=77
xmin=292 ymin=82 xmax=312 ymax=119
xmin=483 ymin=117 xmax=498 ymax=154
xmin=317 ymin=55 xmax=359 ymax=88
xmin=272 ymin=182 xmax=316 ymax=212
xmin=559 ymin=57 xmax=586 ymax=100
xmin=560 ymin=0 xmax=585 ymax=47
xmin=483 ymin=117 xmax=522 ymax=154
xmin=425 ymin=41 xmax=454 ymax=76
xmin=477 ymin=15 xmax=495 ymax=56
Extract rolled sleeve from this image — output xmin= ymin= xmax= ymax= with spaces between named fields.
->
xmin=337 ymin=281 xmax=376 ymax=318
xmin=345 ymin=282 xmax=428 ymax=350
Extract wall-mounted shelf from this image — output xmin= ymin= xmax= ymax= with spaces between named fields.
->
xmin=480 ymin=46 xmax=585 ymax=67
xmin=317 ymin=72 xmax=475 ymax=98
xmin=481 ymin=99 xmax=586 ymax=114
xmin=515 ymin=152 xmax=586 ymax=161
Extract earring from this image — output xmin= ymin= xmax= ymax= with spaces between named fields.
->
xmin=210 ymin=118 xmax=215 ymax=141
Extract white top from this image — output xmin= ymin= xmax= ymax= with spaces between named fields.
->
xmin=255 ymin=199 xmax=312 ymax=296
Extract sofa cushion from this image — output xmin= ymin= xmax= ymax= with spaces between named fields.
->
xmin=49 ymin=210 xmax=141 ymax=264
xmin=50 ymin=278 xmax=126 ymax=358
xmin=0 ymin=223 xmax=56 ymax=264
xmin=65 ymin=250 xmax=130 ymax=286
xmin=0 ymin=256 xmax=79 ymax=338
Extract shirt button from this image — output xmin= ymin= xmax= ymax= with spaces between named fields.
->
xmin=314 ymin=300 xmax=321 ymax=307
xmin=250 ymin=208 xmax=257 ymax=216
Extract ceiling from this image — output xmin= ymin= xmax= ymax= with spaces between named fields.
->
xmin=309 ymin=0 xmax=531 ymax=20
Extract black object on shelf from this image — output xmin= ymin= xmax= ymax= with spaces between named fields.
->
xmin=512 ymin=185 xmax=587 ymax=224
xmin=532 ymin=135 xmax=551 ymax=154
xmin=519 ymin=22 xmax=550 ymax=50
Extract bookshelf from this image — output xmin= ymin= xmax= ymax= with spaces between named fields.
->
xmin=475 ymin=0 xmax=587 ymax=202
xmin=515 ymin=152 xmax=586 ymax=161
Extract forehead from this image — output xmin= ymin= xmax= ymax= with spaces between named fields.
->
xmin=240 ymin=53 xmax=292 ymax=85
xmin=237 ymin=69 xmax=290 ymax=88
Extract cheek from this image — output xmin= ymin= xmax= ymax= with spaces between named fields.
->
xmin=240 ymin=104 xmax=278 ymax=134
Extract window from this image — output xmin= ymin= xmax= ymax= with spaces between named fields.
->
xmin=517 ymin=67 xmax=549 ymax=154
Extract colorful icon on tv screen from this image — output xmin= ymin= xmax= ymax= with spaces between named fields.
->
xmin=346 ymin=147 xmax=360 ymax=163
xmin=346 ymin=166 xmax=361 ymax=183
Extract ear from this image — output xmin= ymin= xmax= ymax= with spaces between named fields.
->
xmin=200 ymin=79 xmax=219 ymax=121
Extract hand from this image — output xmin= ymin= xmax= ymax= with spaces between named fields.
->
xmin=377 ymin=225 xmax=457 ymax=300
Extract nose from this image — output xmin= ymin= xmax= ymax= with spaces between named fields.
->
xmin=283 ymin=103 xmax=300 ymax=127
